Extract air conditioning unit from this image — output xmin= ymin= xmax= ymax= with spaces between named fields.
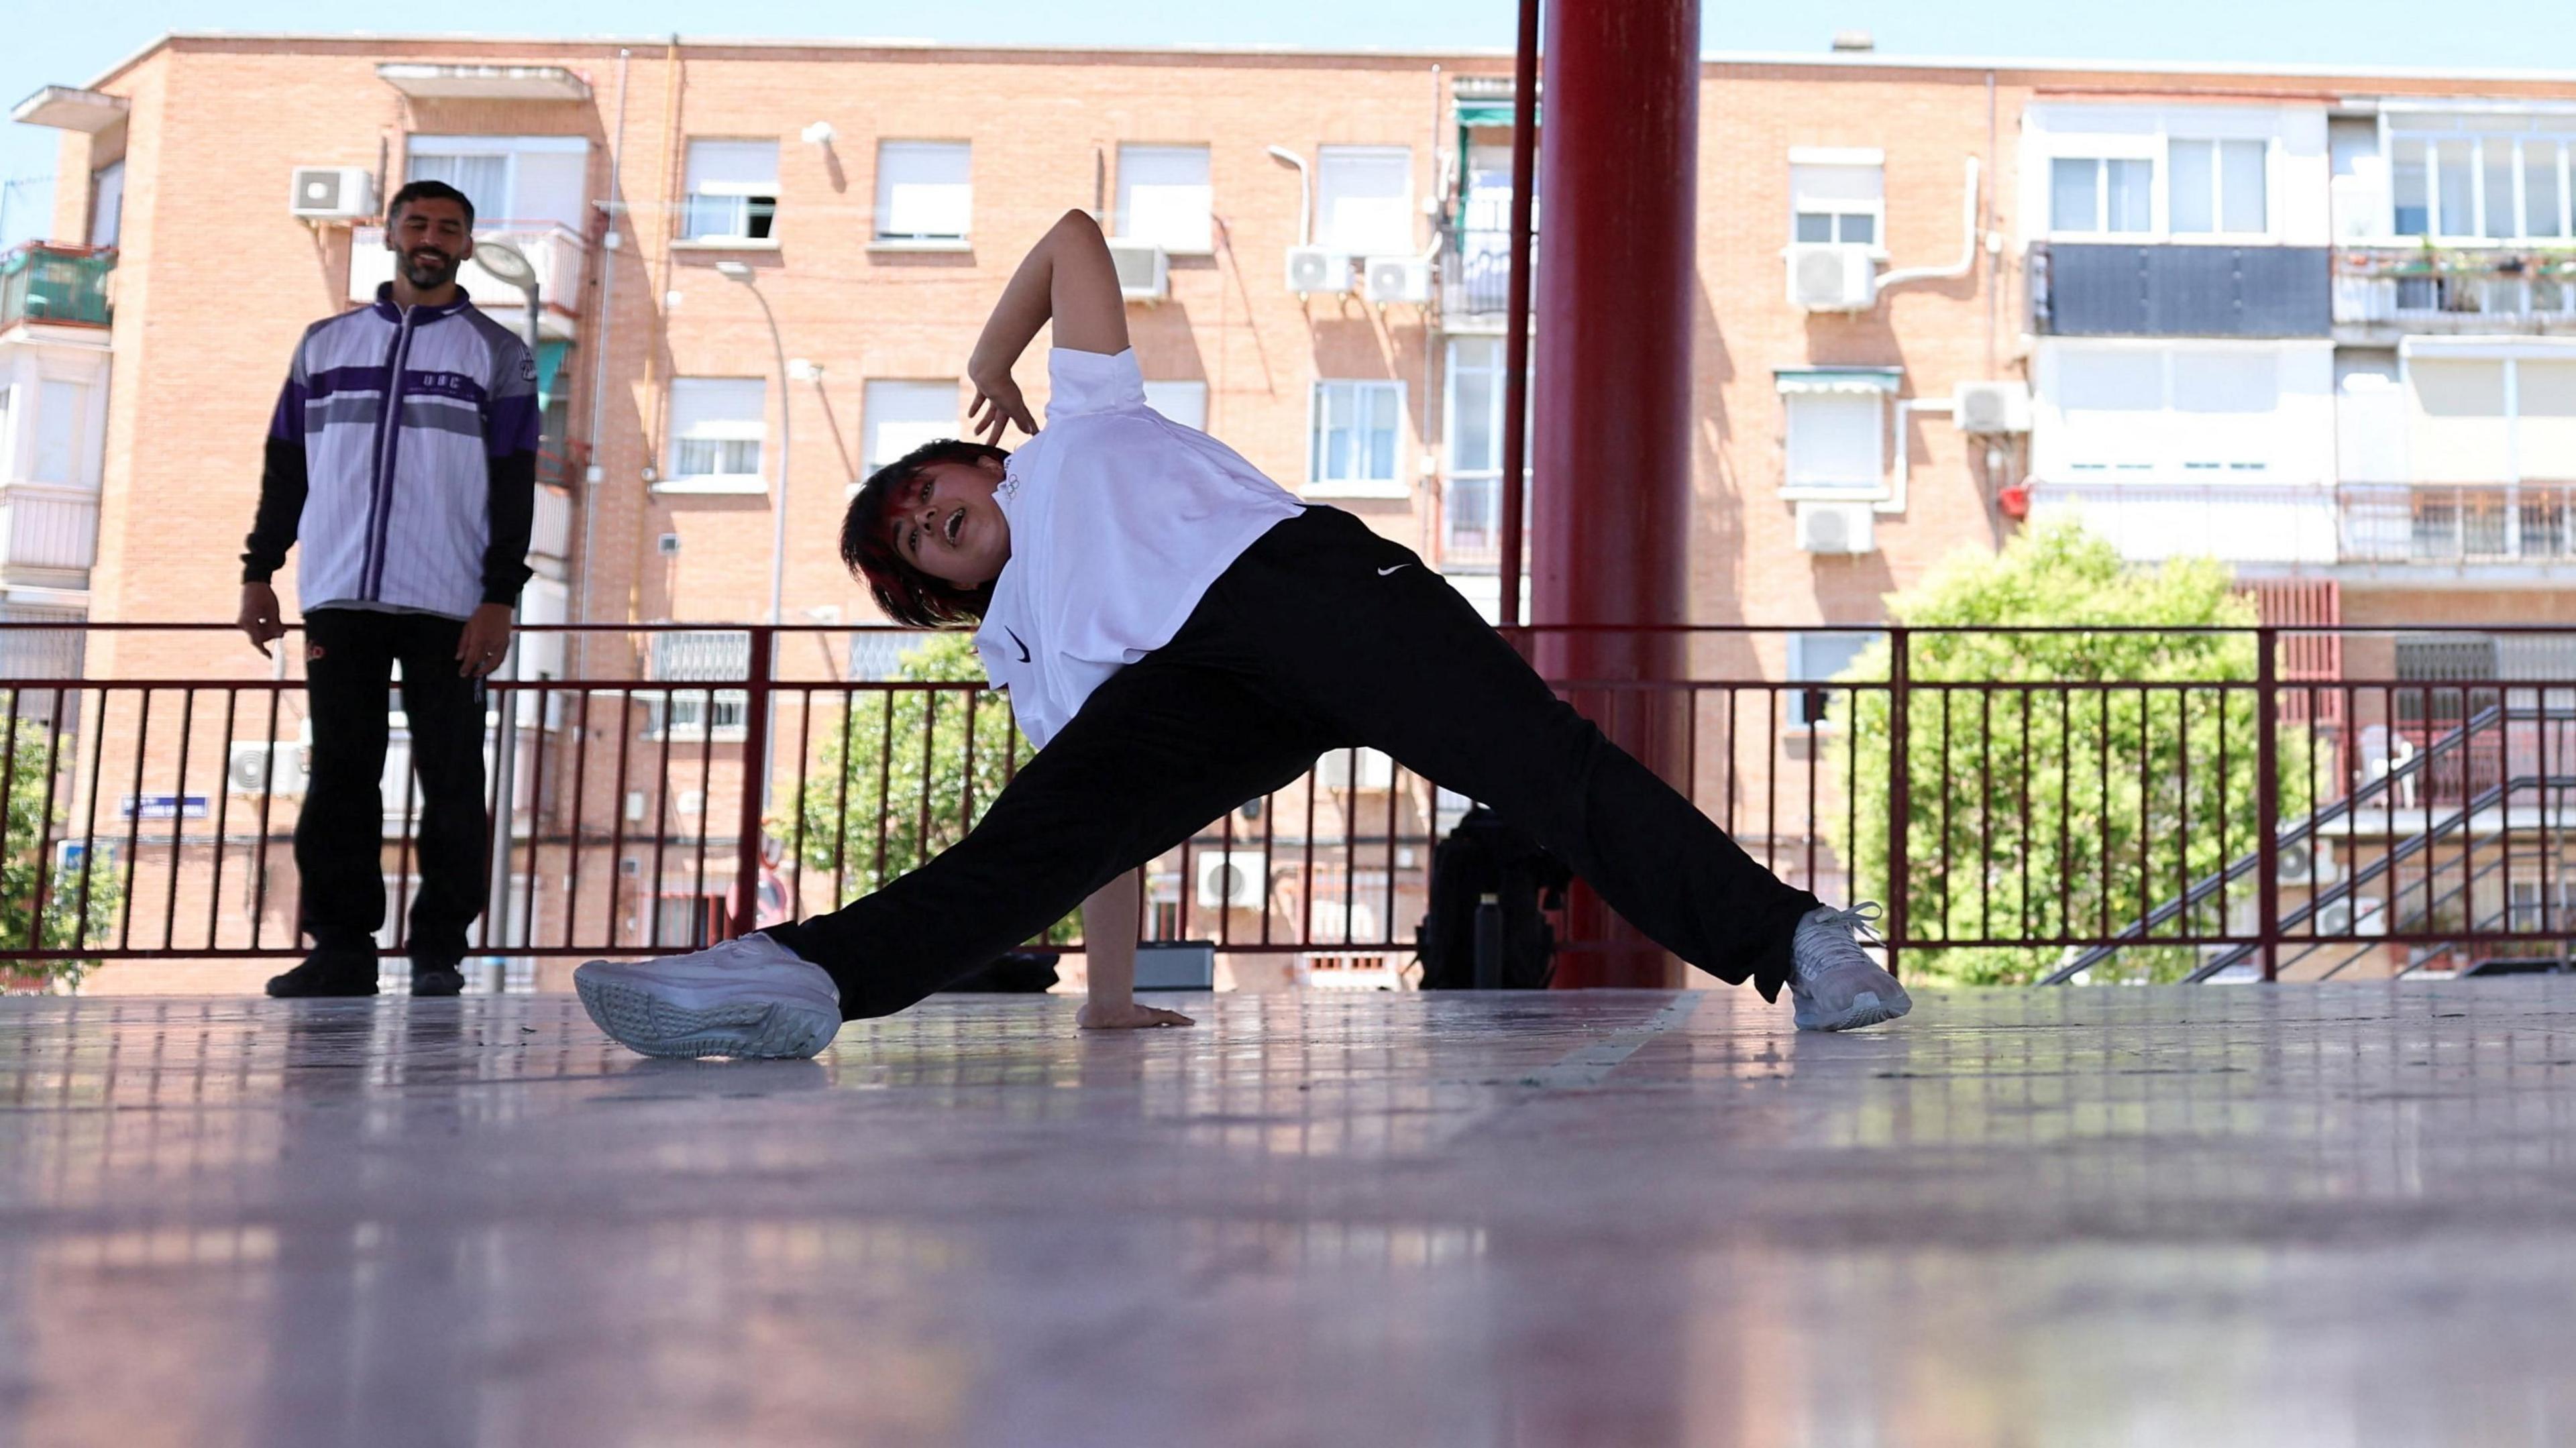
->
xmin=1316 ymin=746 xmax=1396 ymax=790
xmin=1109 ymin=240 xmax=1169 ymax=302
xmin=2278 ymin=839 xmax=2341 ymax=887
xmin=1195 ymin=850 xmax=1269 ymax=910
xmin=227 ymin=740 xmax=308 ymax=797
xmin=2314 ymin=895 xmax=2387 ymax=938
xmin=1953 ymin=380 xmax=2033 ymax=435
xmin=1362 ymin=255 xmax=1433 ymax=305
xmin=289 ymin=166 xmax=377 ymax=222
xmin=1286 ymin=245 xmax=1352 ymax=296
xmin=1795 ymin=500 xmax=1877 ymax=555
xmin=1786 ymin=242 xmax=1877 ymax=313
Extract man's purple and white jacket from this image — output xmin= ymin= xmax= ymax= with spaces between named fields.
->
xmin=243 ymin=283 xmax=541 ymax=619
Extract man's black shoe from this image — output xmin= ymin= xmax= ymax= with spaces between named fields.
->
xmin=410 ymin=960 xmax=466 ymax=997
xmin=264 ymin=950 xmax=380 ymax=999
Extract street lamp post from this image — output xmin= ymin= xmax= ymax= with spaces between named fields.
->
xmin=714 ymin=261 xmax=790 ymax=626
xmin=468 ymin=237 xmax=541 ymax=968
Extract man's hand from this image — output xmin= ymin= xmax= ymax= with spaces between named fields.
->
xmin=1076 ymin=1000 xmax=1196 ymax=1030
xmin=237 ymin=583 xmax=288 ymax=657
xmin=455 ymin=603 xmax=515 ymax=678
xmin=967 ymin=370 xmax=1037 ymax=446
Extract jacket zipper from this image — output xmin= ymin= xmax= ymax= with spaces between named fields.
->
xmin=359 ymin=307 xmax=420 ymax=601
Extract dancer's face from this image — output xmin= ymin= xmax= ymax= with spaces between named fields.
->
xmin=890 ymin=455 xmax=1012 ymax=588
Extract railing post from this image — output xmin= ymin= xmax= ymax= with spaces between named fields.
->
xmin=2256 ymin=625 xmax=2280 ymax=984
xmin=1887 ymin=626 xmax=1911 ymax=981
xmin=730 ymin=626 xmax=774 ymax=939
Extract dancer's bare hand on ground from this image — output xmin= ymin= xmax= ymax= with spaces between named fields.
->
xmin=1077 ymin=1001 xmax=1196 ymax=1030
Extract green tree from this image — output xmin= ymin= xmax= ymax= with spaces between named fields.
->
xmin=1830 ymin=524 xmax=2316 ymax=985
xmin=2 ymin=714 xmax=117 ymax=990
xmin=788 ymin=633 xmax=1077 ymax=942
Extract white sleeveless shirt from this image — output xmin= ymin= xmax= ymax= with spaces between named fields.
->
xmin=973 ymin=347 xmax=1305 ymax=749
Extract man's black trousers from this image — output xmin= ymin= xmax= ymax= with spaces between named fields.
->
xmin=768 ymin=506 xmax=1822 ymax=1019
xmin=297 ymin=608 xmax=487 ymax=962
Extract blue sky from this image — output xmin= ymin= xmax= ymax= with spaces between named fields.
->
xmin=4 ymin=0 xmax=2565 ymax=249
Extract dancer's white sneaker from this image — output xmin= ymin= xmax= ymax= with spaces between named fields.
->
xmin=574 ymin=934 xmax=842 ymax=1059
xmin=1786 ymin=902 xmax=1913 ymax=1032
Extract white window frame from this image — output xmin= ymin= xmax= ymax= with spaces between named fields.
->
xmin=1115 ymin=144 xmax=1214 ymax=255
xmin=859 ymin=380 xmax=961 ymax=481
xmin=2165 ymin=137 xmax=2273 ymax=238
xmin=643 ymin=630 xmax=752 ymax=742
xmin=1306 ymin=379 xmax=1409 ymax=498
xmin=2385 ymin=125 xmax=2576 ymax=243
xmin=1315 ymin=146 xmax=1415 ymax=256
xmin=1786 ymin=631 xmax=1883 ymax=730
xmin=1140 ymin=379 xmax=1209 ymax=431
xmin=1443 ymin=337 xmax=1507 ymax=566
xmin=678 ymin=138 xmax=781 ymax=245
xmin=1786 ymin=148 xmax=1886 ymax=254
xmin=407 ymin=133 xmax=593 ymax=232
xmin=2049 ymin=155 xmax=2160 ymax=238
xmin=1775 ymin=372 xmax=1898 ymax=500
xmin=660 ymin=377 xmax=768 ymax=495
xmin=2035 ymin=339 xmax=2326 ymax=485
xmin=89 ymin=160 xmax=124 ymax=248
xmin=874 ymin=141 xmax=973 ymax=246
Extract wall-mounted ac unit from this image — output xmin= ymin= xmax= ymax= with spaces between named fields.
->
xmin=1786 ymin=243 xmax=1876 ymax=313
xmin=228 ymin=740 xmax=308 ymax=797
xmin=2279 ymin=839 xmax=2341 ymax=887
xmin=1286 ymin=245 xmax=1352 ymax=296
xmin=1316 ymin=746 xmax=1397 ymax=790
xmin=2315 ymin=895 xmax=2386 ymax=938
xmin=1195 ymin=850 xmax=1269 ymax=910
xmin=289 ymin=166 xmax=377 ymax=222
xmin=1795 ymin=500 xmax=1877 ymax=555
xmin=1953 ymin=380 xmax=2033 ymax=435
xmin=1362 ymin=255 xmax=1432 ymax=305
xmin=1110 ymin=240 xmax=1169 ymax=302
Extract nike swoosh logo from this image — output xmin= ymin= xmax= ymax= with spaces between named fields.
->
xmin=1377 ymin=565 xmax=1411 ymax=577
xmin=1006 ymin=626 xmax=1030 ymax=663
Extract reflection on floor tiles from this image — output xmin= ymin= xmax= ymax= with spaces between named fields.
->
xmin=3 ymin=984 xmax=2575 ymax=1445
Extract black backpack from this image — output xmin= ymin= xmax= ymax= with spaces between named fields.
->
xmin=1415 ymin=807 xmax=1572 ymax=990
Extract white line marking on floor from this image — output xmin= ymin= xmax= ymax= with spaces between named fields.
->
xmin=1515 ymin=992 xmax=1705 ymax=1090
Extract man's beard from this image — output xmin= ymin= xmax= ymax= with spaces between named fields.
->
xmin=399 ymin=249 xmax=460 ymax=289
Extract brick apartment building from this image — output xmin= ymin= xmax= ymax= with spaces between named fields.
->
xmin=7 ymin=34 xmax=2576 ymax=985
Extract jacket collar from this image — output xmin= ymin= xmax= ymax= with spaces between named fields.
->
xmin=371 ymin=281 xmax=475 ymax=323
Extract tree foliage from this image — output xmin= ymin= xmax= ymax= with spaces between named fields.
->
xmin=1829 ymin=524 xmax=2315 ymax=985
xmin=788 ymin=634 xmax=1077 ymax=942
xmin=3 ymin=715 xmax=116 ymax=989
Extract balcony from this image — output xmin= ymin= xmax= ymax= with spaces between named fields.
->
xmin=2029 ymin=480 xmax=2576 ymax=569
xmin=531 ymin=482 xmax=573 ymax=567
xmin=2341 ymin=483 xmax=2576 ymax=565
xmin=2332 ymin=247 xmax=2576 ymax=341
xmin=1441 ymin=227 xmax=1527 ymax=325
xmin=348 ymin=223 xmax=588 ymax=340
xmin=0 ymin=243 xmax=114 ymax=331
xmin=0 ymin=482 xmax=99 ymax=589
xmin=2028 ymin=242 xmax=2330 ymax=338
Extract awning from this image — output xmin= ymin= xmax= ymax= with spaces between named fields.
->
xmin=1774 ymin=366 xmax=1904 ymax=396
xmin=11 ymin=86 xmax=128 ymax=133
xmin=375 ymin=64 xmax=591 ymax=102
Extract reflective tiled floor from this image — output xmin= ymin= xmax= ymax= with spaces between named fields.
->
xmin=5 ymin=983 xmax=2576 ymax=1447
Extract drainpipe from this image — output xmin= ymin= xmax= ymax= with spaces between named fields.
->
xmin=576 ymin=46 xmax=632 ymax=673
xmin=1879 ymin=156 xmax=1981 ymax=291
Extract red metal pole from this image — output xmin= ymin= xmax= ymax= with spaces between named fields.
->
xmin=731 ymin=626 xmax=774 ymax=938
xmin=1533 ymin=0 xmax=1699 ymax=988
xmin=1495 ymin=0 xmax=1540 ymax=632
xmin=1887 ymin=628 xmax=1911 ymax=982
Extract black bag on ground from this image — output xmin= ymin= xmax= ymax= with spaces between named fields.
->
xmin=1415 ymin=807 xmax=1572 ymax=990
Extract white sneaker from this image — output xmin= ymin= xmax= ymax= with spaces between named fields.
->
xmin=1786 ymin=903 xmax=1913 ymax=1032
xmin=574 ymin=935 xmax=843 ymax=1060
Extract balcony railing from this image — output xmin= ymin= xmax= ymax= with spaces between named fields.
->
xmin=1442 ymin=227 xmax=1525 ymax=318
xmin=2332 ymin=247 xmax=2576 ymax=333
xmin=0 ymin=244 xmax=115 ymax=330
xmin=7 ymin=622 xmax=2576 ymax=988
xmin=2342 ymin=484 xmax=2576 ymax=565
xmin=347 ymin=223 xmax=588 ymax=337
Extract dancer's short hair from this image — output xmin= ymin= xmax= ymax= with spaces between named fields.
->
xmin=841 ymin=437 xmax=1008 ymax=626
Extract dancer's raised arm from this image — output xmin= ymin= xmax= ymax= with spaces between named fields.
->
xmin=966 ymin=209 xmax=1130 ymax=444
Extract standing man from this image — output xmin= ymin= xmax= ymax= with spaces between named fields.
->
xmin=238 ymin=179 xmax=539 ymax=998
